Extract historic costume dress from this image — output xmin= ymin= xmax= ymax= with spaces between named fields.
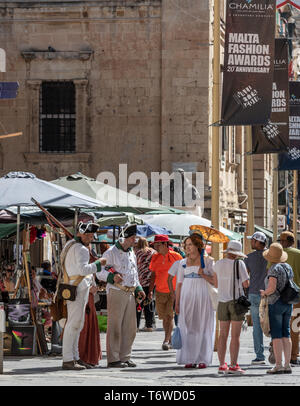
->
xmin=78 ymin=284 xmax=102 ymax=366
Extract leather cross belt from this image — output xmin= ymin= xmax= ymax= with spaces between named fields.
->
xmin=114 ymin=283 xmax=135 ymax=293
xmin=69 ymin=275 xmax=87 ymax=281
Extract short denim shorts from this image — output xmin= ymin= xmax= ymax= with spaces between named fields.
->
xmin=268 ymin=298 xmax=293 ymax=339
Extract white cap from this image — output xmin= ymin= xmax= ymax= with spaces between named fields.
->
xmin=222 ymin=240 xmax=247 ymax=258
xmin=247 ymin=231 xmax=267 ymax=244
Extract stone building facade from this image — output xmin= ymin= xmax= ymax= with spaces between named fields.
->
xmin=0 ymin=0 xmax=274 ymax=231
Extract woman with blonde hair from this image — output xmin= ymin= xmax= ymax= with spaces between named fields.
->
xmin=171 ymin=232 xmax=216 ymax=368
xmin=135 ymin=237 xmax=156 ymax=331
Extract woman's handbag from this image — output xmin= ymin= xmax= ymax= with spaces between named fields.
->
xmin=259 ymin=296 xmax=270 ymax=337
xmin=279 ymin=266 xmax=300 ymax=305
xmin=233 ymin=259 xmax=251 ymax=315
xmin=171 ymin=326 xmax=182 ymax=350
xmin=206 ymin=282 xmax=218 ymax=311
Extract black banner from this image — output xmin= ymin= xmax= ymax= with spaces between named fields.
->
xmin=221 ymin=0 xmax=276 ymax=126
xmin=278 ymin=81 xmax=300 ymax=170
xmin=252 ymin=38 xmax=289 ymax=154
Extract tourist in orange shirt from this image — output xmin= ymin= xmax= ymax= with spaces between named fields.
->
xmin=148 ymin=235 xmax=182 ymax=350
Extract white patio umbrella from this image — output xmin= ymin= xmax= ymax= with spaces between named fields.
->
xmin=0 ymin=171 xmax=107 ymax=271
xmin=137 ymin=213 xmax=242 ymax=241
xmin=0 ymin=172 xmax=106 ymax=209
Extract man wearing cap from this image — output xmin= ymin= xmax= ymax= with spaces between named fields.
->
xmin=244 ymin=231 xmax=268 ymax=365
xmin=279 ymin=231 xmax=300 ymax=365
xmin=99 ymin=223 xmax=145 ymax=368
xmin=61 ymin=222 xmax=120 ymax=371
xmin=148 ymin=235 xmax=182 ymax=350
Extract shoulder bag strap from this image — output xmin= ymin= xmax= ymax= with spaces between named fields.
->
xmin=62 ymin=262 xmax=69 ymax=284
xmin=72 ymin=275 xmax=87 ymax=287
xmin=233 ymin=259 xmax=242 ymax=302
xmin=233 ymin=259 xmax=237 ymax=302
xmin=61 ymin=240 xmax=80 ymax=284
xmin=236 ymin=259 xmax=243 ymax=297
xmin=62 ymin=263 xmax=86 ymax=286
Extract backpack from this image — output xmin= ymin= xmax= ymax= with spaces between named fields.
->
xmin=279 ymin=265 xmax=300 ymax=305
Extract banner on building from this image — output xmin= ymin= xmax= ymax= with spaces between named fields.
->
xmin=221 ymin=0 xmax=276 ymax=126
xmin=252 ymin=38 xmax=289 ymax=154
xmin=278 ymin=81 xmax=300 ymax=170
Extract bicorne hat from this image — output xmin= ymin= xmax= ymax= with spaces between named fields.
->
xmin=77 ymin=221 xmax=99 ymax=234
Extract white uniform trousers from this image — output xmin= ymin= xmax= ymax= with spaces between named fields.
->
xmin=62 ymin=287 xmax=90 ymax=362
xmin=106 ymin=288 xmax=137 ymax=364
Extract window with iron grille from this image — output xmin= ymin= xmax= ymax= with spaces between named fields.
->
xmin=39 ymin=81 xmax=76 ymax=153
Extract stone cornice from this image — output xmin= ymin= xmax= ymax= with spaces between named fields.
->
xmin=21 ymin=50 xmax=93 ymax=62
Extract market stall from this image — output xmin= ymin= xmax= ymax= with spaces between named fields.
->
xmin=0 ymin=171 xmax=107 ymax=357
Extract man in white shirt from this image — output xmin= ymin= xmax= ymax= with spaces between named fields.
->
xmin=212 ymin=240 xmax=250 ymax=375
xmin=100 ymin=223 xmax=146 ymax=368
xmin=62 ymin=221 xmax=121 ymax=371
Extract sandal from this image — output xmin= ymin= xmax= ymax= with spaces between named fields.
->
xmin=198 ymin=363 xmax=207 ymax=369
xmin=266 ymin=366 xmax=284 ymax=374
xmin=184 ymin=364 xmax=197 ymax=368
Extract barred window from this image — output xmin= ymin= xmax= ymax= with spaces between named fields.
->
xmin=39 ymin=81 xmax=76 ymax=153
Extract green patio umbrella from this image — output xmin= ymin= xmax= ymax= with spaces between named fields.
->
xmin=97 ymin=214 xmax=143 ymax=227
xmin=0 ymin=223 xmax=25 ymax=239
xmin=51 ymin=172 xmax=184 ymax=215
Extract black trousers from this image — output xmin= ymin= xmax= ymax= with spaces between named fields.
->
xmin=136 ymin=286 xmax=155 ymax=328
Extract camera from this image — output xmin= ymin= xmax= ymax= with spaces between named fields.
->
xmin=237 ymin=295 xmax=251 ymax=308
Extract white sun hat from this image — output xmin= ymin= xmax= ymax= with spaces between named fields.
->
xmin=222 ymin=240 xmax=247 ymax=258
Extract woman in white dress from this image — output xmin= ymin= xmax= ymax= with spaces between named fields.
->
xmin=173 ymin=233 xmax=216 ymax=369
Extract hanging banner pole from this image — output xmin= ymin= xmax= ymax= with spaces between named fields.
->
xmin=15 ymin=206 xmax=20 ymax=274
xmin=212 ymin=0 xmax=221 ymax=354
xmin=246 ymin=126 xmax=255 ymax=253
xmin=0 ymin=302 xmax=5 ymax=374
xmin=211 ymin=0 xmax=221 ymax=262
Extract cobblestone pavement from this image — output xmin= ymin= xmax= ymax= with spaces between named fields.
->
xmin=0 ymin=319 xmax=300 ymax=387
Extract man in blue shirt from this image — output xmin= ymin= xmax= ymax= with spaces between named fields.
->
xmin=245 ymin=231 xmax=268 ymax=364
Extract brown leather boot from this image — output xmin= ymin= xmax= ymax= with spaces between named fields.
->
xmin=77 ymin=359 xmax=94 ymax=369
xmin=62 ymin=361 xmax=86 ymax=371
